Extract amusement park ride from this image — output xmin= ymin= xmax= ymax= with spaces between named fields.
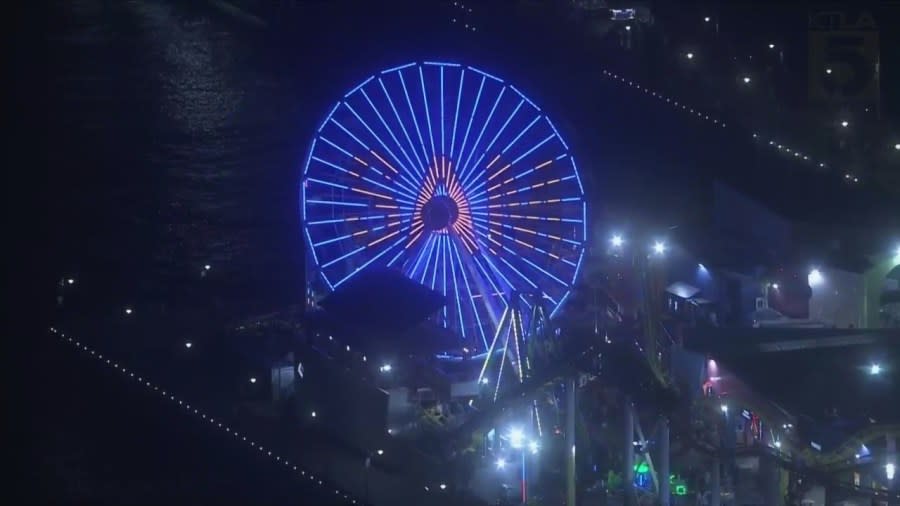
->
xmin=300 ymin=60 xmax=686 ymax=505
xmin=300 ymin=61 xmax=900 ymax=505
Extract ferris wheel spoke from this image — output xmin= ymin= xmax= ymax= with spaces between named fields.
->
xmin=408 ymin=233 xmax=436 ymax=281
xmin=375 ymin=80 xmax=428 ymax=178
xmin=473 ymin=210 xmax=583 ymax=225
xmin=455 ymin=76 xmax=486 ymax=173
xmin=459 ymin=97 xmax=524 ymax=189
xmin=472 ymin=229 xmax=538 ymax=290
xmin=470 ymin=253 xmax=507 ymax=307
xmin=416 ymin=233 xmax=440 ymax=284
xmin=471 ymin=215 xmax=581 ymax=248
xmin=473 ymin=221 xmax=573 ymax=283
xmin=482 ymin=174 xmax=578 ymax=202
xmin=439 ymin=66 xmax=446 ymax=158
xmin=449 ymin=69 xmax=465 ymax=160
xmin=340 ymin=102 xmax=422 ymax=195
xmin=450 ymin=239 xmax=489 ymax=349
xmin=461 ymin=110 xmax=538 ymax=192
xmin=417 ymin=66 xmax=439 ymax=169
xmin=483 ymin=157 xmax=559 ymax=194
xmin=333 ymin=231 xmax=410 ymax=288
xmin=467 ymin=133 xmax=558 ymax=196
xmin=458 ymin=87 xmax=506 ymax=185
xmin=308 ymin=211 xmax=411 ymax=227
xmin=473 ymin=237 xmax=518 ymax=292
xmin=397 ymin=71 xmax=432 ymax=169
xmin=311 ymin=156 xmax=417 ymax=203
xmin=312 ymin=216 xmax=393 ymax=252
xmin=470 ymin=195 xmax=581 ymax=211
xmin=321 ymin=223 xmax=410 ymax=271
xmin=359 ymin=89 xmax=424 ymax=181
xmin=441 ymin=234 xmax=450 ymax=326
xmin=472 ymin=217 xmax=579 ymax=266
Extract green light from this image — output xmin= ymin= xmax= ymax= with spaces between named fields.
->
xmin=634 ymin=462 xmax=650 ymax=474
xmin=675 ymin=485 xmax=688 ymax=496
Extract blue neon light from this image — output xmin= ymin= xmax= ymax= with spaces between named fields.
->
xmin=381 ymin=62 xmax=416 ymax=74
xmin=303 ymin=61 xmax=585 ymax=352
xmin=458 ymin=87 xmax=506 ymax=182
xmin=319 ymin=102 xmax=340 ymax=133
xmin=345 ymin=75 xmax=374 ymax=98
xmin=510 ymin=85 xmax=540 ymax=111
xmin=468 ymin=66 xmax=503 ymax=83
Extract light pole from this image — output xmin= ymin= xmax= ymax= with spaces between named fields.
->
xmin=505 ymin=427 xmax=539 ymax=504
xmin=364 ymin=449 xmax=384 ymax=503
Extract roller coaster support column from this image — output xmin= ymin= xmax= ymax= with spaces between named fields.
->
xmin=566 ymin=376 xmax=577 ymax=506
xmin=761 ymin=455 xmax=781 ymax=506
xmin=711 ymin=454 xmax=721 ymax=506
xmin=659 ymin=418 xmax=670 ymax=506
xmin=624 ymin=397 xmax=636 ymax=506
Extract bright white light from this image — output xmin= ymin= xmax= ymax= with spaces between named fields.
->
xmin=895 ymin=144 xmax=900 ymax=151
xmin=67 ymin=278 xmax=75 ymax=285
xmin=529 ymin=441 xmax=540 ymax=454
xmin=611 ymin=234 xmax=624 ymax=247
xmin=125 ymin=308 xmax=133 ymax=315
xmin=653 ymin=241 xmax=666 ymax=255
xmin=808 ymin=269 xmax=824 ymax=286
xmin=870 ymin=364 xmax=882 ymax=375
xmin=887 ymin=463 xmax=896 ymax=480
xmin=826 ymin=68 xmax=833 ymax=74
xmin=480 ymin=377 xmax=489 ymax=385
xmin=249 ymin=377 xmax=257 ymax=384
xmin=311 ymin=411 xmax=316 ymax=418
xmin=704 ymin=16 xmax=710 ymax=22
xmin=772 ymin=283 xmax=779 ymax=290
xmin=774 ymin=440 xmax=782 ymax=449
xmin=184 ymin=341 xmax=192 ymax=349
xmin=439 ymin=483 xmax=447 ymax=490
xmin=509 ymin=428 xmax=525 ymax=449
xmin=204 ymin=264 xmax=211 ymax=270
xmin=686 ymin=52 xmax=694 ymax=60
xmin=720 ymin=404 xmax=728 ymax=413
xmin=380 ymin=364 xmax=392 ymax=373
xmin=376 ymin=449 xmax=384 ymax=456
xmin=841 ymin=120 xmax=849 ymax=128
xmin=743 ymin=76 xmax=751 ymax=84
xmin=768 ymin=43 xmax=775 ymax=49
xmin=496 ymin=458 xmax=507 ymax=469
xmin=625 ymin=25 xmax=631 ymax=31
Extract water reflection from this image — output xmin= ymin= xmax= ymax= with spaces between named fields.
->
xmin=50 ymin=0 xmax=303 ymax=305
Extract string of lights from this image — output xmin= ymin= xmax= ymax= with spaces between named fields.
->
xmin=597 ymin=69 xmax=869 ymax=185
xmin=49 ymin=326 xmax=363 ymax=505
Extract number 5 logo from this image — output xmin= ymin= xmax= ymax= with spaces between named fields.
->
xmin=809 ymin=31 xmax=879 ymax=102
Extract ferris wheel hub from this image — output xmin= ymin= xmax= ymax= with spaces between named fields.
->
xmin=422 ymin=195 xmax=459 ymax=232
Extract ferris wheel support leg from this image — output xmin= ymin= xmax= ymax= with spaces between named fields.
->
xmin=711 ymin=454 xmax=721 ymax=506
xmin=659 ymin=417 xmax=670 ymax=506
xmin=566 ymin=376 xmax=577 ymax=506
xmin=624 ymin=397 xmax=636 ymax=506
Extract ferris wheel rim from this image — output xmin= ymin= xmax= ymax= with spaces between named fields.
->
xmin=302 ymin=61 xmax=587 ymax=347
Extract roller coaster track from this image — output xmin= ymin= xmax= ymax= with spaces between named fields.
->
xmin=444 ymin=328 xmax=675 ymax=447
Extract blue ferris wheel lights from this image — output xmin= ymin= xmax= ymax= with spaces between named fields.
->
xmin=303 ymin=62 xmax=586 ymax=346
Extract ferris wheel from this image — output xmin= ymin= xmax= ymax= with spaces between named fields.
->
xmin=302 ymin=61 xmax=586 ymax=351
